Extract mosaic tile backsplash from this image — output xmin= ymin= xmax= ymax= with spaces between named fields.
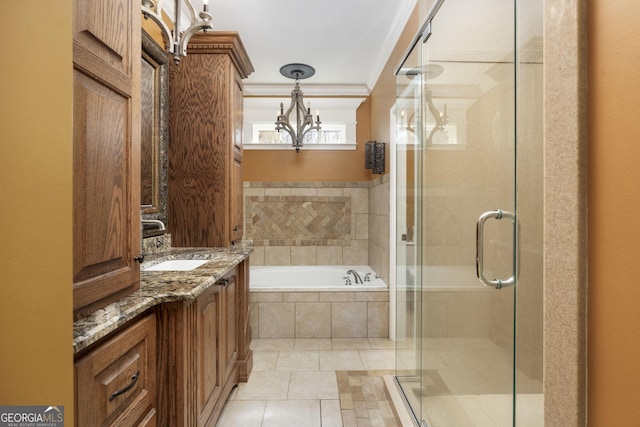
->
xmin=246 ymin=196 xmax=351 ymax=246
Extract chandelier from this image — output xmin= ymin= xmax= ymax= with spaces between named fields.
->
xmin=275 ymin=64 xmax=322 ymax=152
xmin=142 ymin=0 xmax=213 ymax=64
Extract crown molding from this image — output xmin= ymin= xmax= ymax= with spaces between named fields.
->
xmin=244 ymin=83 xmax=370 ymax=97
xmin=244 ymin=97 xmax=367 ymax=110
xmin=367 ymin=0 xmax=418 ymax=91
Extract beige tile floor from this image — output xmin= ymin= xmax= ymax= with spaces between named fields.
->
xmin=216 ymin=338 xmax=396 ymax=427
xmin=217 ymin=337 xmax=543 ymax=426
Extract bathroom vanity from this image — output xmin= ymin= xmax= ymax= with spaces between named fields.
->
xmin=73 ymin=245 xmax=253 ymax=426
xmin=71 ymin=2 xmax=255 ymax=425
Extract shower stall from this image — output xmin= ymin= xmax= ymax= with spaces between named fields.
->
xmin=393 ymin=0 xmax=543 ymax=425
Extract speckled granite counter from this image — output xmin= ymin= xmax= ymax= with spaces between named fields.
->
xmin=73 ymin=244 xmax=252 ymax=354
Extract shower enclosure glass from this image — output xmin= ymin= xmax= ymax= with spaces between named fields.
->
xmin=394 ymin=0 xmax=543 ymax=425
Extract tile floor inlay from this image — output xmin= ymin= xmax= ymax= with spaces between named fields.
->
xmin=336 ymin=370 xmax=402 ymax=427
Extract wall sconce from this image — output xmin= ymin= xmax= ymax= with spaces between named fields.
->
xmin=365 ymin=141 xmax=385 ymax=174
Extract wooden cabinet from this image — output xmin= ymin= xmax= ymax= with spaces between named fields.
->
xmin=157 ymin=262 xmax=252 ymax=426
xmin=195 ymin=272 xmax=236 ymax=426
xmin=168 ymin=32 xmax=254 ymax=247
xmin=72 ymin=0 xmax=141 ymax=319
xmin=75 ymin=314 xmax=156 ymax=426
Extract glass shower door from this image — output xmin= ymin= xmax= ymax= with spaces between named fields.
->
xmin=395 ymin=0 xmax=520 ymax=425
xmin=394 ymin=36 xmax=424 ymax=424
xmin=420 ymin=0 xmax=517 ymax=421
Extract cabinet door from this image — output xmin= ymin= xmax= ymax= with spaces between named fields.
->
xmin=230 ymin=72 xmax=244 ymax=243
xmin=75 ymin=314 xmax=156 ymax=427
xmin=72 ymin=0 xmax=141 ymax=317
xmin=231 ymin=154 xmax=243 ymax=243
xmin=222 ymin=274 xmax=238 ymax=378
xmin=197 ymin=286 xmax=223 ymax=426
xmin=232 ymin=70 xmax=244 ymax=152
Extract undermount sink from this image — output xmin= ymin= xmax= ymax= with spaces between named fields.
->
xmin=144 ymin=259 xmax=209 ymax=271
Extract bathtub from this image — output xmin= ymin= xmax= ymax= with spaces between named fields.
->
xmin=249 ymin=265 xmax=389 ymax=339
xmin=250 ymin=265 xmax=387 ymax=291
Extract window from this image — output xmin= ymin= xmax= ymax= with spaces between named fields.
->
xmin=243 ymin=97 xmax=364 ymax=151
xmin=250 ymin=123 xmax=347 ymax=146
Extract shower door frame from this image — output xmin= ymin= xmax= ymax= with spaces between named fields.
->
xmin=393 ymin=0 xmax=522 ymax=425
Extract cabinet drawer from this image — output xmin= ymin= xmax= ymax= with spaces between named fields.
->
xmin=76 ymin=314 xmax=156 ymax=426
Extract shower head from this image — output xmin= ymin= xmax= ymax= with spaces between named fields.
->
xmin=402 ymin=64 xmax=444 ymax=80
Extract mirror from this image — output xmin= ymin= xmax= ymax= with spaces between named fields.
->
xmin=141 ymin=29 xmax=168 ymax=236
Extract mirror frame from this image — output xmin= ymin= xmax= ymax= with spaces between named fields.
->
xmin=141 ymin=29 xmax=168 ymax=235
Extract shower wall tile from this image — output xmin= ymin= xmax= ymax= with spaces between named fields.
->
xmin=264 ymin=188 xmax=291 ymax=196
xmin=369 ymin=214 xmax=389 ymax=250
xmin=291 ymin=187 xmax=318 ymax=197
xmin=353 ymin=214 xmax=369 ymax=240
xmin=291 ymin=246 xmax=317 ymax=265
xmin=369 ymin=177 xmax=389 ymax=216
xmin=249 ymin=247 xmax=265 ymax=266
xmin=244 ymin=187 xmax=265 ymax=198
xmin=368 ymin=178 xmax=390 ymax=284
xmin=344 ymin=188 xmax=369 ymax=214
xmin=318 ymin=188 xmax=344 ymax=197
xmin=368 ymin=242 xmax=388 ymax=285
xmin=317 ymin=246 xmax=344 ymax=265
xmin=343 ymin=240 xmax=368 ymax=265
xmin=264 ymin=246 xmax=291 ymax=265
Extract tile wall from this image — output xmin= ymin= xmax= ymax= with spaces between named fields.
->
xmin=250 ymin=290 xmax=389 ymax=339
xmin=244 ymin=177 xmax=390 ymax=285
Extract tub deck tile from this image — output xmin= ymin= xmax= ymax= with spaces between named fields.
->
xmin=284 ymin=292 xmax=320 ymax=302
xmin=319 ymin=291 xmax=356 ymax=302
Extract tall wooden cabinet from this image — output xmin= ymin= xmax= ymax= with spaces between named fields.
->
xmin=72 ymin=0 xmax=141 ymax=319
xmin=168 ymin=32 xmax=254 ymax=247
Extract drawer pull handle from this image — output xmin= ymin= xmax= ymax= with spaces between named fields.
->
xmin=109 ymin=370 xmax=140 ymax=402
xmin=219 ymin=278 xmax=230 ymax=287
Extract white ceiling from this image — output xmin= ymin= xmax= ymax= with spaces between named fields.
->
xmin=196 ymin=0 xmax=416 ymax=95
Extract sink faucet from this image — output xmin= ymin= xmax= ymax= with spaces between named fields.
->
xmin=346 ymin=269 xmax=363 ymax=284
xmin=141 ymin=219 xmax=166 ymax=231
xmin=137 ymin=211 xmax=167 ymax=264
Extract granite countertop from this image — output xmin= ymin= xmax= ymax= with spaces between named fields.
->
xmin=73 ymin=244 xmax=252 ymax=354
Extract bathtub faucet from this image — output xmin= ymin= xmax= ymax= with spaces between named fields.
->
xmin=346 ymin=269 xmax=363 ymax=284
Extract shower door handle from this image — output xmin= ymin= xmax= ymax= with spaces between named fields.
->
xmin=476 ymin=209 xmax=515 ymax=289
